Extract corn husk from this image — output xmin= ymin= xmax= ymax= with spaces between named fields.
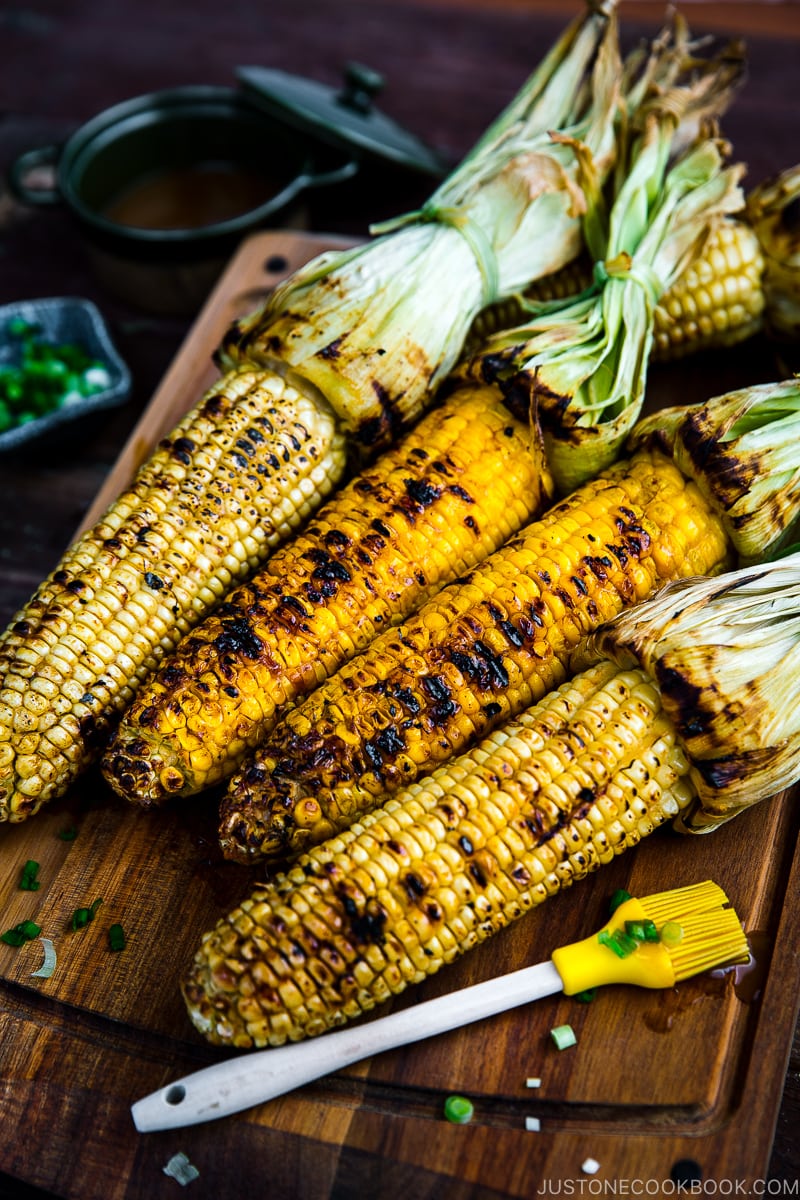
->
xmin=629 ymin=379 xmax=800 ymax=563
xmin=217 ymin=2 xmax=622 ymax=454
xmin=746 ymin=163 xmax=800 ymax=342
xmin=580 ymin=552 xmax=800 ymax=833
xmin=460 ymin=66 xmax=747 ymax=495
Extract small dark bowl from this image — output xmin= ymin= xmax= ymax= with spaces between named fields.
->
xmin=8 ymin=86 xmax=356 ymax=315
xmin=0 ymin=297 xmax=131 ymax=453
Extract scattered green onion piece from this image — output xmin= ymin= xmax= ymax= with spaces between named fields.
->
xmin=660 ymin=921 xmax=685 ymax=947
xmin=609 ymin=889 xmax=631 ymax=915
xmin=70 ymin=897 xmax=103 ymax=931
xmin=108 ymin=923 xmax=126 ymax=952
xmin=550 ymin=1024 xmax=577 ymax=1051
xmin=58 ymin=825 xmax=78 ymax=841
xmin=444 ymin=1094 xmax=474 ymax=1124
xmin=163 ymin=1153 xmax=200 ymax=1186
xmin=575 ymin=988 xmax=597 ymax=1003
xmin=1 ymin=920 xmax=42 ymax=946
xmin=30 ymin=937 xmax=57 ymax=979
xmin=19 ymin=859 xmax=41 ymax=891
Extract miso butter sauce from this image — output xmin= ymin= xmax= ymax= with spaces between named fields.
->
xmin=102 ymin=163 xmax=278 ymax=231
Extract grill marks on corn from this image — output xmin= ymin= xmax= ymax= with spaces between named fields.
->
xmin=219 ymin=449 xmax=731 ymax=863
xmin=102 ymin=387 xmax=545 ymax=806
xmin=183 ymin=662 xmax=695 ymax=1048
xmin=0 ymin=369 xmax=347 ymax=821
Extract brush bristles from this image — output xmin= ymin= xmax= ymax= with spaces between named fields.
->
xmin=640 ymin=880 xmax=749 ymax=979
xmin=639 ymin=879 xmax=729 ymax=921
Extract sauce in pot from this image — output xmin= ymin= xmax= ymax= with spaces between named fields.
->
xmin=102 ymin=163 xmax=278 ymax=230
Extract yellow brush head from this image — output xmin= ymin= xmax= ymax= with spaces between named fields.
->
xmin=552 ymin=880 xmax=750 ymax=995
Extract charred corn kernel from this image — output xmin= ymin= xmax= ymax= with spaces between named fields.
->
xmin=101 ymin=385 xmax=551 ymax=806
xmin=184 ymin=660 xmax=695 ymax=1048
xmin=0 ymin=368 xmax=347 ymax=823
xmin=469 ymin=220 xmax=764 ymax=361
xmin=219 ymin=447 xmax=731 ymax=864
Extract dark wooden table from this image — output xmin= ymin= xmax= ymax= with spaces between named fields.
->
xmin=1 ymin=2 xmax=798 ymax=1196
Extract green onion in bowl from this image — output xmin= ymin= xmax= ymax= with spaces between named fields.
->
xmin=0 ymin=298 xmax=130 ymax=451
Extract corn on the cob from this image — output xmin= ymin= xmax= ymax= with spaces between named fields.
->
xmin=185 ymin=658 xmax=695 ymax=1048
xmin=466 ymin=123 xmax=745 ymax=494
xmin=219 ymin=445 xmax=731 ymax=864
xmin=185 ymin=546 xmax=800 ymax=1049
xmin=470 ymin=218 xmax=765 ymax=362
xmin=0 ymin=369 xmax=346 ymax=822
xmin=101 ymin=386 xmax=553 ymax=806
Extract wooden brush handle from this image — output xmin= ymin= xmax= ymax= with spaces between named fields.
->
xmin=131 ymin=960 xmax=563 ymax=1131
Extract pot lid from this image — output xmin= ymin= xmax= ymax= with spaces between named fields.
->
xmin=236 ymin=62 xmax=448 ymax=178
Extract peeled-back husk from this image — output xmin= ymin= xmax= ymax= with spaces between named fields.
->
xmin=629 ymin=379 xmax=800 ymax=563
xmin=577 ymin=553 xmax=800 ymax=833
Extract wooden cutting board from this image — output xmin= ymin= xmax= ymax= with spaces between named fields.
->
xmin=0 ymin=231 xmax=797 ymax=1200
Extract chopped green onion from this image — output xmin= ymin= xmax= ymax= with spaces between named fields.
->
xmin=108 ymin=923 xmax=126 ymax=952
xmin=0 ymin=318 xmax=110 ymax=434
xmin=660 ymin=921 xmax=685 ymax=947
xmin=550 ymin=1024 xmax=577 ymax=1051
xmin=70 ymin=897 xmax=103 ymax=931
xmin=598 ymin=928 xmax=639 ymax=958
xmin=625 ymin=919 xmax=659 ymax=943
xmin=30 ymin=937 xmax=57 ymax=979
xmin=444 ymin=1094 xmax=474 ymax=1124
xmin=19 ymin=859 xmax=41 ymax=891
xmin=1 ymin=920 xmax=42 ymax=946
xmin=575 ymin=988 xmax=598 ymax=1003
xmin=58 ymin=825 xmax=78 ymax=841
xmin=609 ymin=889 xmax=631 ymax=915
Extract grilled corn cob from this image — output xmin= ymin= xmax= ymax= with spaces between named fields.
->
xmin=219 ymin=446 xmax=731 ymax=863
xmin=102 ymin=386 xmax=553 ymax=806
xmin=185 ymin=658 xmax=695 ymax=1047
xmin=219 ymin=379 xmax=800 ymax=864
xmin=184 ymin=550 xmax=800 ymax=1049
xmin=0 ymin=370 xmax=346 ymax=822
xmin=471 ymin=217 xmax=765 ymax=361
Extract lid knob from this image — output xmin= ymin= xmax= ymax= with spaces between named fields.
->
xmin=338 ymin=62 xmax=385 ymax=115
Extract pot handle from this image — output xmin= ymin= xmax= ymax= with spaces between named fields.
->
xmin=301 ymin=158 xmax=360 ymax=191
xmin=8 ymin=145 xmax=61 ymax=206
